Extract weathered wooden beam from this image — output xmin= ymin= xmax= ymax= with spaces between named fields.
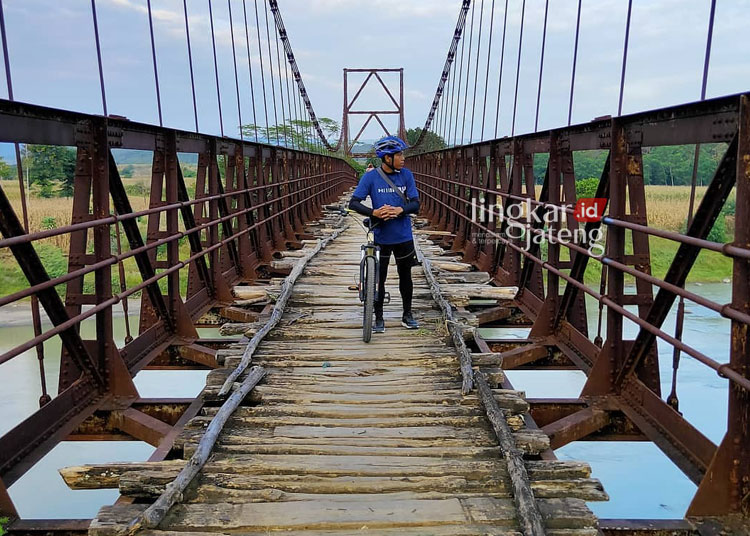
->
xmin=218 ymin=220 xmax=348 ymax=397
xmin=176 ymin=344 xmax=218 ymax=369
xmin=475 ymin=372 xmax=546 ymax=536
xmin=501 ymin=344 xmax=549 ymax=370
xmin=111 ymin=409 xmax=173 ymax=448
xmin=542 ymin=408 xmax=610 ymax=450
xmin=415 ymin=238 xmax=474 ymax=394
xmin=119 ymin=366 xmax=266 ymax=535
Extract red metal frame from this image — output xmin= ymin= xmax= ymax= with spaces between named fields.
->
xmin=0 ymin=98 xmax=356 ymax=518
xmin=342 ymin=68 xmax=406 ymax=157
xmin=411 ymin=92 xmax=750 ymax=519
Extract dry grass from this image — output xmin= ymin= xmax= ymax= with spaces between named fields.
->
xmin=1 ymin=179 xmax=149 ymax=251
xmin=532 ymin=184 xmax=735 ymax=232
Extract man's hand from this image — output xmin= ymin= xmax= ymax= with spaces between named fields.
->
xmin=372 ymin=205 xmax=393 ymax=219
xmin=373 ymin=205 xmax=404 ymax=220
xmin=384 ymin=206 xmax=404 ymax=219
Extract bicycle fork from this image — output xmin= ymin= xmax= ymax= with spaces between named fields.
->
xmin=358 ymin=244 xmax=390 ymax=304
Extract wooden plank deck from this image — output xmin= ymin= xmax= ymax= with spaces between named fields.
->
xmin=62 ymin=202 xmax=607 ymax=535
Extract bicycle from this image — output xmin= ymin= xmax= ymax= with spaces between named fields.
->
xmin=344 ymin=210 xmax=390 ymax=342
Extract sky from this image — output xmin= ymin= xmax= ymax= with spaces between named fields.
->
xmin=1 ymin=0 xmax=749 ymax=151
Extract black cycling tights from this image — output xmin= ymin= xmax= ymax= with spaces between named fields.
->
xmin=374 ymin=239 xmax=417 ymax=316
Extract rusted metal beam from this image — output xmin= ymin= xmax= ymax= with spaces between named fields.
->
xmin=342 ymin=68 xmax=405 ymax=156
xmin=618 ymin=380 xmax=716 ymax=485
xmin=616 ymin=136 xmax=737 ymax=390
xmin=0 ymin=381 xmax=100 ymax=485
xmin=0 ymin=186 xmax=103 ymax=387
xmin=148 ymin=397 xmax=205 ymax=462
xmin=108 ymin=151 xmax=175 ymax=333
xmin=0 ymin=476 xmax=17 ymax=519
xmin=69 ymin=399 xmax=194 ymax=440
xmin=599 ymin=518 xmax=697 ymax=535
xmin=688 ymin=95 xmax=750 ymax=516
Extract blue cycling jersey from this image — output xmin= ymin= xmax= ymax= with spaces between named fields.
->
xmin=352 ymin=167 xmax=419 ymax=245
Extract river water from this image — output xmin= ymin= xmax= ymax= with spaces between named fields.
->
xmin=0 ymin=283 xmax=734 ymax=519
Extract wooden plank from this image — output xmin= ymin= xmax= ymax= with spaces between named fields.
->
xmin=542 ymin=408 xmax=610 ymax=450
xmin=91 ymin=497 xmax=597 ymax=534
xmin=111 ymin=409 xmax=173 ymax=447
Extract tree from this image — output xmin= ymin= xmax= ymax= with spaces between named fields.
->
xmin=24 ymin=145 xmax=77 ymax=197
xmin=405 ymin=128 xmax=446 ymax=154
xmin=0 ymin=157 xmax=13 ymax=180
xmin=120 ymin=164 xmax=135 ymax=178
xmin=240 ymin=117 xmax=340 ymax=151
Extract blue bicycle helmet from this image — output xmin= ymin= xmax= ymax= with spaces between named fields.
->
xmin=374 ymin=135 xmax=408 ymax=158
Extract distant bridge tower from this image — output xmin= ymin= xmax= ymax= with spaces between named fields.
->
xmin=342 ymin=68 xmax=406 ymax=157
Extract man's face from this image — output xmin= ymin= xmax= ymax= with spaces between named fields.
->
xmin=390 ymin=152 xmax=405 ymax=170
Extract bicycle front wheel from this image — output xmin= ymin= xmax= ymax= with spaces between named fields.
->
xmin=362 ymin=255 xmax=376 ymax=343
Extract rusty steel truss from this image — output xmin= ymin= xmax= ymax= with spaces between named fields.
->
xmin=341 ymin=68 xmax=406 ymax=157
xmin=410 ymin=92 xmax=750 ymax=521
xmin=0 ymin=98 xmax=356 ymax=517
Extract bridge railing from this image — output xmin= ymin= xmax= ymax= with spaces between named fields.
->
xmin=0 ymin=98 xmax=356 ymax=498
xmin=409 ymin=92 xmax=750 ymax=517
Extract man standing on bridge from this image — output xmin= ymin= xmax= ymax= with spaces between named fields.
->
xmin=349 ymin=136 xmax=421 ymax=334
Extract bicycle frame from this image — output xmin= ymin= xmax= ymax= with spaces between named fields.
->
xmin=359 ymin=227 xmax=381 ymax=302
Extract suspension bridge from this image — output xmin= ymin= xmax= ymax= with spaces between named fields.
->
xmin=0 ymin=0 xmax=748 ymax=534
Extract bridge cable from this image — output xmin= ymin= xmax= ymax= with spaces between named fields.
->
xmin=282 ymin=28 xmax=298 ymax=150
xmin=493 ymin=0 xmax=509 ymax=138
xmin=228 ymin=0 xmax=244 ymax=140
xmin=447 ymin=32 xmax=461 ymax=147
xmin=668 ymin=0 xmax=717 ymax=412
xmin=0 ymin=0 xmax=51 ymax=406
xmin=208 ymin=0 xmax=225 ymax=137
xmin=617 ymin=0 xmax=633 ymax=116
xmin=460 ymin=0 xmax=476 ymax=145
xmin=146 ymin=0 xmax=163 ymax=127
xmin=452 ymin=9 xmax=468 ymax=147
xmin=273 ymin=18 xmax=288 ymax=146
xmin=533 ymin=0 xmax=549 ymax=132
xmin=182 ymin=0 xmax=199 ymax=132
xmin=440 ymin=65 xmax=452 ymax=143
xmin=412 ymin=0 xmax=471 ymax=149
xmin=446 ymin=51 xmax=458 ymax=145
xmin=89 ymin=0 xmax=108 ymax=116
xmin=241 ymin=0 xmax=259 ymax=142
xmin=262 ymin=0 xmax=280 ymax=145
xmin=253 ymin=0 xmax=271 ymax=141
xmin=510 ymin=0 xmax=526 ymax=137
xmin=567 ymin=0 xmax=582 ymax=126
xmin=469 ymin=0 xmax=485 ymax=143
xmin=479 ymin=0 xmax=496 ymax=140
xmin=269 ymin=0 xmax=343 ymax=152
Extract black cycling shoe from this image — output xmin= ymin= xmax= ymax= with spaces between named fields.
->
xmin=374 ymin=315 xmax=385 ymax=333
xmin=401 ymin=311 xmax=419 ymax=329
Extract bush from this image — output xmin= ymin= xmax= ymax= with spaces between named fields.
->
xmin=723 ymin=196 xmax=736 ymax=216
xmin=575 ymin=177 xmax=600 ymax=199
xmin=120 ymin=164 xmax=135 ymax=178
xmin=681 ymin=214 xmax=727 ymax=244
xmin=41 ymin=216 xmax=57 ymax=230
xmin=36 ymin=243 xmax=68 ymax=280
xmin=124 ymin=181 xmax=149 ymax=198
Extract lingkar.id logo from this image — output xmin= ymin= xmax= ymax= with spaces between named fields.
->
xmin=471 ymin=197 xmax=606 ymax=257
